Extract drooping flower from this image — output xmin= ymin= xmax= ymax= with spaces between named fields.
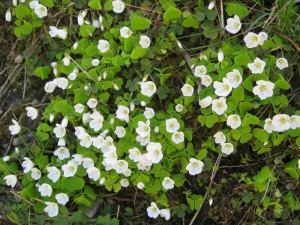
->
xmin=140 ymin=81 xmax=157 ymax=97
xmin=55 ymin=193 xmax=69 ymax=205
xmin=74 ymin=103 xmax=84 ymax=113
xmin=78 ymin=12 xmax=84 ymax=25
xmin=9 ymin=119 xmax=21 ymax=135
xmin=171 ymin=131 xmax=185 ymax=144
xmin=290 ymin=115 xmax=300 ymax=129
xmin=139 ymin=35 xmax=151 ymax=48
xmin=31 ymin=168 xmax=41 ymax=180
xmin=47 ymin=166 xmax=61 ymax=182
xmin=22 ymin=157 xmax=34 ymax=173
xmin=115 ymin=126 xmax=126 ymax=138
xmin=214 ymin=132 xmax=226 ymax=144
xmin=258 ymin=31 xmax=268 ymax=45
xmin=221 ymin=143 xmax=234 ymax=155
xmin=272 ymin=114 xmax=290 ymax=132
xmin=54 ymin=147 xmax=70 ymax=160
xmin=44 ymin=81 xmax=56 ymax=93
xmin=194 ymin=65 xmax=207 ymax=78
xmin=29 ymin=0 xmax=39 ymax=9
xmin=87 ymin=167 xmax=101 ymax=181
xmin=115 ymin=105 xmax=130 ymax=123
xmin=53 ymin=77 xmax=68 ymax=90
xmin=225 ymin=15 xmax=241 ymax=34
xmin=212 ymin=97 xmax=227 ymax=115
xmin=44 ymin=202 xmax=59 ymax=217
xmin=218 ymin=49 xmax=224 ymax=62
xmin=112 ymin=0 xmax=125 ymax=13
xmin=3 ymin=156 xmax=10 ymax=162
xmin=244 ymin=32 xmax=260 ymax=48
xmin=49 ymin=26 xmax=58 ymax=37
xmin=199 ymin=96 xmax=213 ymax=108
xmin=56 ymin=29 xmax=67 ymax=39
xmin=175 ymin=104 xmax=184 ymax=112
xmin=98 ymin=39 xmax=110 ymax=53
xmin=26 ymin=107 xmax=38 ymax=120
xmin=186 ymin=158 xmax=204 ymax=175
xmin=147 ymin=202 xmax=160 ymax=218
xmin=201 ymin=75 xmax=212 ymax=87
xmin=165 ymin=118 xmax=180 ymax=133
xmin=137 ymin=181 xmax=145 ymax=189
xmin=61 ymin=160 xmax=78 ymax=177
xmin=92 ymin=18 xmax=100 ymax=28
xmin=226 ymin=69 xmax=242 ymax=88
xmin=213 ymin=78 xmax=232 ymax=97
xmin=208 ymin=1 xmax=215 ymax=10
xmin=160 ymin=209 xmax=171 ymax=221
xmin=92 ymin=59 xmax=100 ymax=66
xmin=181 ymin=84 xmax=194 ymax=96
xmin=248 ymin=58 xmax=266 ymax=74
xmin=120 ymin=178 xmax=129 ymax=187
xmin=62 ymin=55 xmax=71 ymax=66
xmin=144 ymin=107 xmax=155 ymax=119
xmin=120 ymin=26 xmax=132 ymax=38
xmin=162 ymin=177 xmax=175 ymax=190
xmin=146 ymin=142 xmax=163 ymax=163
xmin=253 ymin=80 xmax=275 ymax=100
xmin=5 ymin=9 xmax=12 ymax=22
xmin=34 ymin=4 xmax=48 ymax=18
xmin=89 ymin=111 xmax=104 ymax=132
xmin=227 ymin=114 xmax=241 ymax=129
xmin=264 ymin=118 xmax=275 ymax=134
xmin=276 ymin=58 xmax=288 ymax=70
xmin=38 ymin=183 xmax=53 ymax=197
xmin=4 ymin=175 xmax=17 ymax=188
xmin=136 ymin=120 xmax=151 ymax=138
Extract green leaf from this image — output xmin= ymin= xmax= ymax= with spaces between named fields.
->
xmin=206 ymin=10 xmax=217 ymax=20
xmin=54 ymin=100 xmax=68 ymax=112
xmin=197 ymin=149 xmax=207 ymax=160
xmin=84 ymin=185 xmax=96 ymax=200
xmin=253 ymin=166 xmax=270 ymax=182
xmin=195 ymin=12 xmax=205 ymax=22
xmin=271 ymin=133 xmax=286 ymax=146
xmin=38 ymin=156 xmax=48 ymax=170
xmin=74 ymin=194 xmax=91 ymax=206
xmin=40 ymin=0 xmax=54 ymax=7
xmin=21 ymin=22 xmax=33 ymax=35
xmin=252 ymin=128 xmax=268 ymax=142
xmin=86 ymin=45 xmax=99 ymax=57
xmin=182 ymin=17 xmax=199 ymax=29
xmin=235 ymin=53 xmax=252 ymax=66
xmin=131 ymin=16 xmax=152 ymax=30
xmin=232 ymin=85 xmax=244 ymax=101
xmin=124 ymin=36 xmax=135 ymax=52
xmin=226 ymin=2 xmax=249 ymax=18
xmin=35 ymin=66 xmax=51 ymax=80
xmin=240 ymin=133 xmax=252 ymax=143
xmin=79 ymin=25 xmax=96 ymax=37
xmin=13 ymin=5 xmax=31 ymax=19
xmin=65 ymin=177 xmax=85 ymax=191
xmin=205 ymin=115 xmax=218 ymax=128
xmin=163 ymin=6 xmax=182 ymax=24
xmin=239 ymin=102 xmax=253 ymax=116
xmin=275 ymin=76 xmax=290 ymax=90
xmin=131 ymin=46 xmax=147 ymax=59
xmin=88 ymin=0 xmax=102 ymax=10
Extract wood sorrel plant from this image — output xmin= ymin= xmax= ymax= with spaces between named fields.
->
xmin=1 ymin=0 xmax=300 ymax=223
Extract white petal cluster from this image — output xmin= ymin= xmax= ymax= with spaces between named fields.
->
xmin=213 ymin=78 xmax=232 ymax=97
xmin=44 ymin=202 xmax=59 ymax=217
xmin=115 ymin=126 xmax=126 ymax=138
xmin=212 ymin=97 xmax=227 ymax=115
xmin=214 ymin=132 xmax=226 ymax=144
xmin=171 ymin=131 xmax=185 ymax=144
xmin=47 ymin=166 xmax=61 ymax=182
xmin=140 ymin=81 xmax=157 ymax=97
xmin=147 ymin=202 xmax=160 ymax=218
xmin=139 ymin=35 xmax=151 ymax=48
xmin=120 ymin=26 xmax=132 ymax=38
xmin=166 ymin=118 xmax=180 ymax=133
xmin=199 ymin=96 xmax=212 ymax=108
xmin=186 ymin=158 xmax=204 ymax=175
xmin=26 ymin=107 xmax=38 ymax=120
xmin=244 ymin=31 xmax=267 ymax=48
xmin=194 ymin=65 xmax=207 ymax=78
xmin=112 ymin=0 xmax=126 ymax=13
xmin=181 ymin=84 xmax=194 ymax=96
xmin=87 ymin=167 xmax=101 ymax=181
xmin=22 ymin=157 xmax=34 ymax=173
xmin=89 ymin=111 xmax=104 ymax=132
xmin=225 ymin=15 xmax=241 ymax=34
xmin=146 ymin=142 xmax=163 ymax=164
xmin=62 ymin=160 xmax=78 ymax=177
xmin=38 ymin=183 xmax=53 ymax=197
xmin=248 ymin=58 xmax=266 ymax=74
xmin=136 ymin=120 xmax=151 ymax=138
xmin=162 ymin=177 xmax=175 ymax=190
xmin=116 ymin=105 xmax=130 ymax=123
xmin=54 ymin=147 xmax=70 ymax=160
xmin=31 ymin=168 xmax=41 ymax=180
xmin=49 ymin=26 xmax=67 ymax=39
xmin=201 ymin=75 xmax=212 ymax=87
xmin=9 ymin=119 xmax=21 ymax=135
xmin=4 ymin=175 xmax=17 ymax=188
xmin=98 ymin=39 xmax=110 ymax=53
xmin=226 ymin=69 xmax=242 ymax=88
xmin=55 ymin=193 xmax=69 ymax=205
xmin=253 ymin=80 xmax=275 ymax=100
xmin=276 ymin=58 xmax=288 ymax=70
xmin=227 ymin=115 xmax=241 ymax=129
xmin=144 ymin=107 xmax=155 ymax=119
xmin=221 ymin=143 xmax=234 ymax=155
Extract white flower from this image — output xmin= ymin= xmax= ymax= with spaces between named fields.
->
xmin=214 ymin=132 xmax=226 ymax=144
xmin=6 ymin=9 xmax=12 ymax=22
xmin=276 ymin=58 xmax=288 ymax=70
xmin=92 ymin=135 xmax=105 ymax=149
xmin=47 ymin=166 xmax=61 ymax=182
xmin=160 ymin=209 xmax=171 ymax=221
xmin=209 ymin=198 xmax=213 ymax=206
xmin=55 ymin=193 xmax=69 ymax=205
xmin=87 ymin=167 xmax=101 ymax=181
xmin=114 ymin=160 xmax=128 ymax=174
xmin=82 ymin=112 xmax=91 ymax=124
xmin=214 ymin=78 xmax=232 ymax=97
xmin=147 ymin=202 xmax=160 ymax=218
xmin=78 ymin=13 xmax=84 ymax=25
xmin=129 ymin=147 xmax=141 ymax=162
xmin=258 ymin=31 xmax=268 ymax=45
xmin=199 ymin=96 xmax=213 ymax=108
xmin=244 ymin=32 xmax=260 ymax=48
xmin=171 ymin=131 xmax=184 ymax=144
xmin=225 ymin=15 xmax=241 ymax=34
xmin=154 ymin=126 xmax=159 ymax=133
xmin=101 ymin=136 xmax=115 ymax=153
xmin=201 ymin=75 xmax=212 ymax=87
xmin=272 ymin=114 xmax=290 ymax=132
xmin=115 ymin=105 xmax=130 ymax=123
xmin=25 ymin=106 xmax=38 ymax=120
xmin=103 ymin=150 xmax=118 ymax=165
xmin=136 ymin=120 xmax=151 ymax=137
xmin=62 ymin=55 xmax=71 ymax=66
xmin=49 ymin=26 xmax=58 ymax=37
xmin=136 ymin=133 xmax=151 ymax=146
xmin=92 ymin=59 xmax=100 ymax=66
xmin=62 ymin=160 xmax=78 ymax=177
xmin=30 ymin=0 xmax=39 ymax=9
xmin=120 ymin=178 xmax=129 ymax=187
xmin=162 ymin=177 xmax=175 ymax=190
xmin=100 ymin=177 xmax=105 ymax=185
xmin=53 ymin=124 xmax=66 ymax=138
xmin=208 ymin=1 xmax=215 ymax=10
xmin=112 ymin=0 xmax=125 ymax=13
xmin=98 ymin=39 xmax=110 ymax=53
xmin=92 ymin=18 xmax=100 ymax=28
xmin=31 ymin=168 xmax=41 ymax=180
xmin=146 ymin=142 xmax=163 ymax=163
xmin=181 ymin=84 xmax=194 ymax=96
xmin=44 ymin=81 xmax=56 ymax=93
xmin=73 ymin=42 xmax=78 ymax=49
xmin=82 ymin=158 xmax=94 ymax=169
xmin=248 ymin=57 xmax=266 ymax=74
xmin=87 ymin=98 xmax=98 ymax=109
xmin=74 ymin=103 xmax=84 ymax=113
xmin=44 ymin=202 xmax=59 ymax=217
xmin=115 ymin=126 xmax=126 ymax=138
xmin=221 ymin=142 xmax=234 ymax=155
xmin=38 ymin=183 xmax=53 ymax=197
xmin=166 ymin=118 xmax=180 ymax=133
xmin=194 ymin=65 xmax=207 ymax=78
xmin=120 ymin=26 xmax=132 ymax=38
xmin=57 ymin=29 xmax=67 ymax=39
xmin=176 ymin=40 xmax=183 ymax=48
xmin=137 ymin=181 xmax=145 ymax=189
xmin=3 ymin=156 xmax=10 ymax=162
xmin=226 ymin=69 xmax=242 ymax=88
xmin=290 ymin=115 xmax=300 ymax=129
xmin=9 ymin=119 xmax=21 ymax=135
xmin=227 ymin=115 xmax=241 ymax=129
xmin=137 ymin=154 xmax=153 ymax=170
xmin=34 ymin=4 xmax=48 ymax=18
xmin=72 ymin=154 xmax=83 ymax=165
xmin=54 ymin=147 xmax=70 ymax=160
xmin=186 ymin=158 xmax=204 ymax=175
xmin=264 ymin=118 xmax=275 ymax=134
xmin=212 ymin=97 xmax=227 ymax=115
xmin=144 ymin=107 xmax=155 ymax=119
xmin=4 ymin=175 xmax=17 ymax=188
xmin=253 ymin=80 xmax=275 ymax=100
xmin=54 ymin=77 xmax=68 ymax=90
xmin=140 ymin=101 xmax=147 ymax=106
xmin=218 ymin=49 xmax=224 ymax=62
xmin=123 ymin=169 xmax=131 ymax=177
xmin=139 ymin=35 xmax=151 ymax=48
xmin=298 ymin=159 xmax=300 ymax=169
xmin=140 ymin=81 xmax=157 ymax=97
xmin=22 ymin=157 xmax=34 ymax=173
xmin=89 ymin=111 xmax=104 ymax=132
xmin=175 ymin=104 xmax=184 ymax=112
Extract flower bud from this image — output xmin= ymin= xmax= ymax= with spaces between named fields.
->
xmin=81 ymin=10 xmax=88 ymax=18
xmin=84 ymin=85 xmax=89 ymax=90
xmin=130 ymin=102 xmax=135 ymax=111
xmin=78 ymin=13 xmax=84 ymax=25
xmin=49 ymin=114 xmax=54 ymax=123
xmin=209 ymin=198 xmax=213 ymax=206
xmin=113 ymin=83 xmax=119 ymax=90
xmin=61 ymin=116 xmax=68 ymax=127
xmin=208 ymin=1 xmax=215 ymax=10
xmin=6 ymin=9 xmax=12 ymax=22
xmin=73 ymin=42 xmax=78 ymax=49
xmin=141 ymin=101 xmax=146 ymax=106
xmin=15 ymin=147 xmax=19 ymax=153
xmin=218 ymin=49 xmax=224 ymax=62
xmin=176 ymin=40 xmax=182 ymax=49
xmin=154 ymin=126 xmax=159 ymax=133
xmin=99 ymin=177 xmax=105 ymax=185
xmin=3 ymin=156 xmax=10 ymax=162
xmin=110 ymin=117 xmax=115 ymax=124
xmin=12 ymin=0 xmax=17 ymax=6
